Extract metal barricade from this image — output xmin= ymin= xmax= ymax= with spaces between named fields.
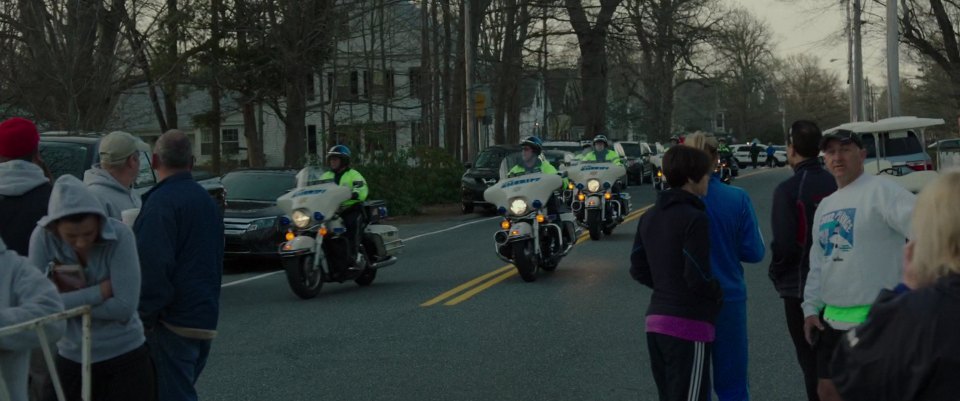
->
xmin=0 ymin=305 xmax=92 ymax=401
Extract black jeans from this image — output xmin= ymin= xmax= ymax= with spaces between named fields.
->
xmin=54 ymin=344 xmax=156 ymax=401
xmin=784 ymin=297 xmax=820 ymax=401
xmin=340 ymin=203 xmax=364 ymax=263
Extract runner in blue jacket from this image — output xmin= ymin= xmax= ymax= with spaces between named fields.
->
xmin=685 ymin=133 xmax=765 ymax=401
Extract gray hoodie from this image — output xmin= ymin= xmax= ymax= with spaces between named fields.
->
xmin=0 ymin=237 xmax=64 ymax=401
xmin=83 ymin=167 xmax=141 ymax=219
xmin=27 ymin=175 xmax=145 ymax=363
xmin=0 ymin=160 xmax=47 ymax=197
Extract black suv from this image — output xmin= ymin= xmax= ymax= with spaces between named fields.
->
xmin=220 ymin=169 xmax=299 ymax=261
xmin=460 ymin=145 xmax=520 ymax=213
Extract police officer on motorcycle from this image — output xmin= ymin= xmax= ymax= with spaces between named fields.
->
xmin=321 ymin=145 xmax=368 ymax=269
xmin=509 ymin=136 xmax=576 ymax=245
xmin=580 ymin=135 xmax=623 ymax=166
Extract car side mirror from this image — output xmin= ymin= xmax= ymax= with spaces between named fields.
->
xmin=464 ymin=162 xmax=473 ymax=169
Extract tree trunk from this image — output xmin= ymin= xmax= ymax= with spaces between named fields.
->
xmin=442 ymin=0 xmax=458 ymax=155
xmin=163 ymin=0 xmax=180 ymax=129
xmin=242 ymin=101 xmax=265 ymax=167
xmin=283 ymin=70 xmax=308 ymax=167
xmin=565 ymin=0 xmax=621 ymax=138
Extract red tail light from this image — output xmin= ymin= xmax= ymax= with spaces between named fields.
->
xmin=906 ymin=161 xmax=934 ymax=171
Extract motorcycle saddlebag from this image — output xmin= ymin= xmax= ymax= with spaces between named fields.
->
xmin=364 ymin=224 xmax=404 ymax=257
xmin=364 ymin=200 xmax=388 ymax=224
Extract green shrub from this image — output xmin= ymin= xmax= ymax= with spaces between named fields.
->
xmin=355 ymin=147 xmax=463 ymax=216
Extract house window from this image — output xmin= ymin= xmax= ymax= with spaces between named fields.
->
xmin=200 ymin=129 xmax=212 ymax=156
xmin=408 ymin=67 xmax=421 ymax=98
xmin=222 ymin=128 xmax=240 ymax=155
xmin=364 ymin=70 xmax=396 ymax=99
xmin=336 ymin=70 xmax=359 ymax=101
xmin=306 ymin=125 xmax=317 ymax=155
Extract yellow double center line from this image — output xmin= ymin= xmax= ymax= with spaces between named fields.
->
xmin=421 ymin=204 xmax=653 ymax=307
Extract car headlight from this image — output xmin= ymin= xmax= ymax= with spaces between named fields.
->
xmin=509 ymin=198 xmax=528 ymax=215
xmin=587 ymin=179 xmax=601 ymax=192
xmin=248 ymin=217 xmax=277 ymax=231
xmin=292 ymin=210 xmax=311 ymax=228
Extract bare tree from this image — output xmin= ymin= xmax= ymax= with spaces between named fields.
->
xmin=778 ymin=54 xmax=848 ymax=130
xmin=900 ymin=0 xmax=960 ymax=122
xmin=565 ymin=0 xmax=622 ymax=138
xmin=620 ymin=0 xmax=720 ymax=140
xmin=1 ymin=0 xmax=132 ymax=130
xmin=710 ymin=8 xmax=775 ymax=138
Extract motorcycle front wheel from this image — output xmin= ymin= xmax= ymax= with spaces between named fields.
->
xmin=283 ymin=254 xmax=323 ymax=299
xmin=512 ymin=241 xmax=538 ymax=282
xmin=587 ymin=210 xmax=602 ymax=240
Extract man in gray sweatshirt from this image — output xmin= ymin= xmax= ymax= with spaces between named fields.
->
xmin=83 ymin=131 xmax=149 ymax=219
xmin=0 ymin=237 xmax=64 ymax=401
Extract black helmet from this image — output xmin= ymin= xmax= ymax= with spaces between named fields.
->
xmin=520 ymin=136 xmax=543 ymax=154
xmin=593 ymin=135 xmax=610 ymax=146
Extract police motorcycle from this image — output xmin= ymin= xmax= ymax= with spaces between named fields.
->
xmin=484 ymin=152 xmax=575 ymax=282
xmin=568 ymin=160 xmax=630 ymax=240
xmin=717 ymin=156 xmax=734 ymax=184
xmin=276 ymin=167 xmax=403 ymax=299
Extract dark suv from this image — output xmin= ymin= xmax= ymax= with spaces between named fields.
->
xmin=461 ymin=145 xmax=520 ymax=213
xmin=220 ymin=169 xmax=299 ymax=261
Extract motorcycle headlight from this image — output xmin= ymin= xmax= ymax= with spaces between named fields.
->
xmin=292 ymin=209 xmax=311 ymax=228
xmin=509 ymin=198 xmax=528 ymax=215
xmin=587 ymin=179 xmax=601 ymax=192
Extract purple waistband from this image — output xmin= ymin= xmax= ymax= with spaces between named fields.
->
xmin=645 ymin=315 xmax=715 ymax=342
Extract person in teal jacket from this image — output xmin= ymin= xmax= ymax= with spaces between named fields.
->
xmin=320 ymin=145 xmax=368 ymax=269
xmin=580 ymin=135 xmax=623 ymax=165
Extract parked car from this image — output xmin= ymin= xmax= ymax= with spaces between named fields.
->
xmin=542 ymin=149 xmax=577 ymax=171
xmin=541 ymin=140 xmax=583 ymax=154
xmin=731 ymin=143 xmax=768 ymax=168
xmin=220 ymin=168 xmax=299 ymax=261
xmin=614 ymin=141 xmax=655 ymax=184
xmin=461 ymin=144 xmax=520 ymax=213
xmin=38 ymin=132 xmax=227 ymax=213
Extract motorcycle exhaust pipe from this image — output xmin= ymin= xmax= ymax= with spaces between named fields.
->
xmin=370 ymin=256 xmax=397 ymax=269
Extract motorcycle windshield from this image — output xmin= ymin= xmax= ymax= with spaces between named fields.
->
xmin=295 ymin=166 xmax=332 ymax=188
xmin=499 ymin=151 xmax=550 ymax=180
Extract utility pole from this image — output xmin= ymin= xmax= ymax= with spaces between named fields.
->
xmin=846 ymin=0 xmax=855 ymax=121
xmin=853 ymin=0 xmax=865 ymax=121
xmin=886 ymin=0 xmax=901 ymax=116
xmin=465 ymin=0 xmax=476 ymax=158
xmin=541 ymin=4 xmax=548 ymax=139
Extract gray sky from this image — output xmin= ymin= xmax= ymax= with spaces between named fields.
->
xmin=730 ymin=0 xmax=895 ymax=83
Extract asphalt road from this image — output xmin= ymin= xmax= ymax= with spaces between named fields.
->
xmin=199 ymin=166 xmax=804 ymax=401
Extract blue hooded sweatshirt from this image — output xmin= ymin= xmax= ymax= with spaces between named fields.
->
xmin=703 ymin=175 xmax=765 ymax=301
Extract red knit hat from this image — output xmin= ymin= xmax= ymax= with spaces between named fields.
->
xmin=0 ymin=117 xmax=40 ymax=159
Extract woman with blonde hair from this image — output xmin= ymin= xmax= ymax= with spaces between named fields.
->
xmin=831 ymin=169 xmax=960 ymax=400
xmin=683 ymin=132 xmax=765 ymax=401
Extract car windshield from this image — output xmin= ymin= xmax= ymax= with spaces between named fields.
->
xmin=619 ymin=143 xmax=644 ymax=157
xmin=475 ymin=149 xmax=509 ymax=169
xmin=38 ymin=141 xmax=92 ymax=180
xmin=222 ymin=171 xmax=297 ymax=202
xmin=542 ymin=144 xmax=582 ymax=153
xmin=883 ymin=131 xmax=924 ymax=157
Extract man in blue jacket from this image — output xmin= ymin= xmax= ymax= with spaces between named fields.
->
xmin=134 ymin=130 xmax=224 ymax=401
xmin=769 ymin=120 xmax=837 ymax=401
